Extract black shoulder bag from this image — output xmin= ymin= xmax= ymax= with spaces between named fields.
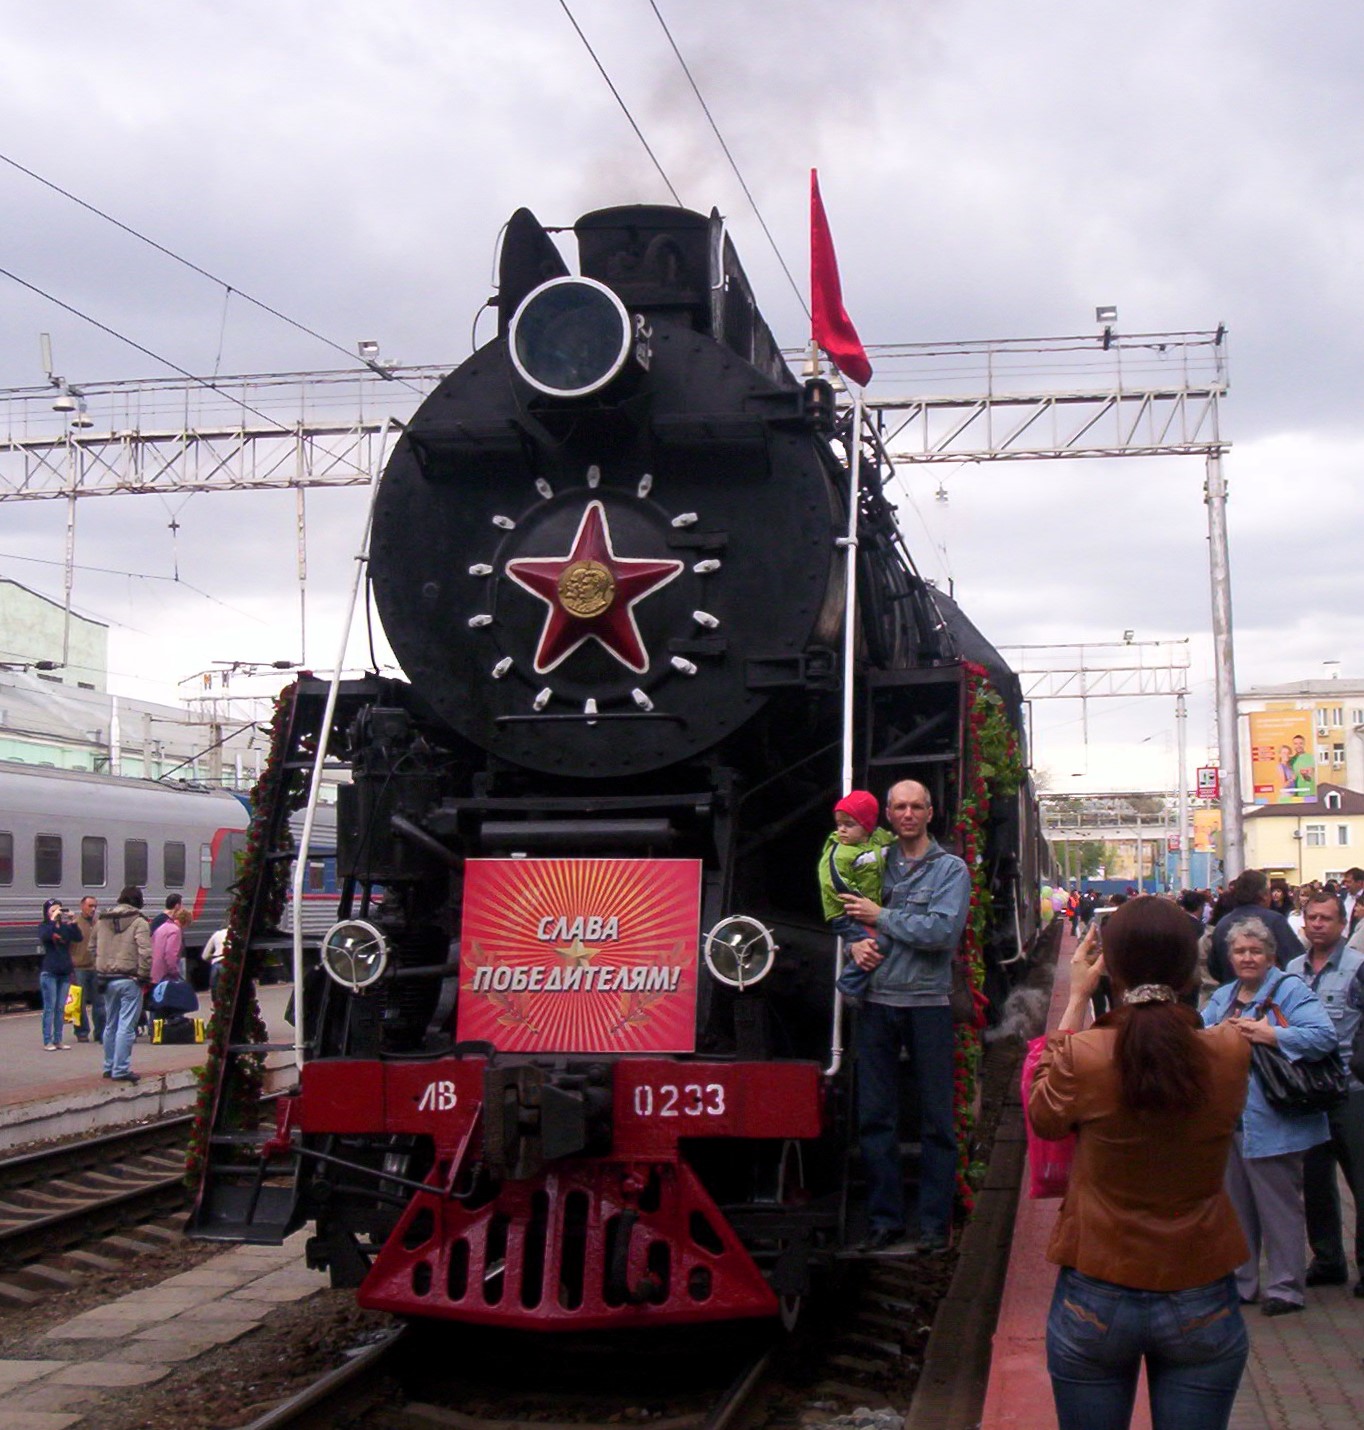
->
xmin=1246 ymin=982 xmax=1348 ymax=1116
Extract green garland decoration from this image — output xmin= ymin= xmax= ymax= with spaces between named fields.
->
xmin=185 ymin=682 xmax=313 ymax=1189
xmin=951 ymin=661 xmax=1024 ymax=1216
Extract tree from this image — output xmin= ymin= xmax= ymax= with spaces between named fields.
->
xmin=1057 ymin=838 xmax=1117 ymax=878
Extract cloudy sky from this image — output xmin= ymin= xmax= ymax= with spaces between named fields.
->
xmin=1 ymin=0 xmax=1358 ymax=792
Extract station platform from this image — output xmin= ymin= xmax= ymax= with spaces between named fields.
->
xmin=982 ymin=933 xmax=1364 ymax=1430
xmin=0 ymin=985 xmax=296 ymax=1150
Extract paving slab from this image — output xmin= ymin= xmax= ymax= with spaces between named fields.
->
xmin=7 ymin=1382 xmax=103 ymax=1411
xmin=48 ymin=1358 xmax=172 ymax=1387
xmin=233 ymin=1282 xmax=324 ymax=1303
xmin=120 ymin=1337 xmax=218 ymax=1364
xmin=159 ymin=1264 xmax=261 ymax=1289
xmin=131 ymin=1318 xmax=260 ymax=1347
xmin=0 ymin=1359 xmax=66 ymax=1388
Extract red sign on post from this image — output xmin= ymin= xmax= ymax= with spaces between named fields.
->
xmin=1196 ymin=766 xmax=1221 ymax=800
xmin=457 ymin=858 xmax=702 ymax=1054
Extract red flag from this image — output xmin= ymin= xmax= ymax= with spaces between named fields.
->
xmin=810 ymin=170 xmax=872 ymax=388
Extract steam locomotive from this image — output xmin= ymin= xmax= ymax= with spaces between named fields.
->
xmin=190 ymin=204 xmax=1048 ymax=1330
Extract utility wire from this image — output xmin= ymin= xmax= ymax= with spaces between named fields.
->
xmin=154 ymin=717 xmax=263 ymax=784
xmin=646 ymin=0 xmax=810 ymax=320
xmin=0 ymin=265 xmax=297 ymax=435
xmin=0 ymin=150 xmax=419 ymax=391
xmin=556 ymin=0 xmax=683 ymax=205
xmin=0 ymin=547 xmax=271 ymax=624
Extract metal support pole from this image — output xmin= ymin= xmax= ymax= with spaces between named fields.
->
xmin=1205 ymin=450 xmax=1244 ymax=877
xmin=1136 ymin=824 xmax=1144 ymax=895
xmin=296 ymin=486 xmax=308 ymax=665
xmin=1176 ymin=692 xmax=1190 ymax=889
xmin=62 ymin=489 xmax=76 ymax=667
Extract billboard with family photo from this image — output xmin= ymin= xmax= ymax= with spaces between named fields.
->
xmin=1248 ymin=709 xmax=1318 ymax=805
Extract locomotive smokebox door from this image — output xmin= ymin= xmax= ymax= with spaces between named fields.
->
xmin=369 ymin=204 xmax=842 ymax=777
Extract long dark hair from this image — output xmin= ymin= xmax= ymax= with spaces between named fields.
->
xmin=1101 ymin=896 xmax=1208 ymax=1114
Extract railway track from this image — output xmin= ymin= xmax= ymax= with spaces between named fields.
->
xmin=242 ymin=1325 xmax=776 ymax=1430
xmin=0 ymin=1112 xmax=192 ymax=1270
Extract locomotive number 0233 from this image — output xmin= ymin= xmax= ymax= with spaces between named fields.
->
xmin=631 ymin=1082 xmax=726 ymax=1118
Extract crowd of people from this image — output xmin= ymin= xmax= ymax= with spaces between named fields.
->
xmin=35 ymin=888 xmax=225 ymax=1083
xmin=812 ymin=779 xmax=1364 ymax=1430
xmin=1031 ymin=867 xmax=1364 ymax=1429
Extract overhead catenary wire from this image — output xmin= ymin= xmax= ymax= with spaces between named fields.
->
xmin=0 ymin=547 xmax=271 ymax=625
xmin=0 ymin=265 xmax=301 ymax=436
xmin=0 ymin=150 xmax=421 ymax=392
xmin=556 ymin=0 xmax=683 ymax=206
xmin=646 ymin=0 xmax=810 ymax=321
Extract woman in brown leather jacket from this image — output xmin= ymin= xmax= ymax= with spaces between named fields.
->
xmin=1028 ymin=896 xmax=1252 ymax=1430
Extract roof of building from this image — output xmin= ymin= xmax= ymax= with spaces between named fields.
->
xmin=0 ymin=577 xmax=108 ymax=630
xmin=1239 ymin=679 xmax=1364 ymax=700
xmin=1245 ymin=782 xmax=1364 ymax=818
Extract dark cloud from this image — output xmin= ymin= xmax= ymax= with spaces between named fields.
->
xmin=0 ymin=0 xmax=1356 ymax=785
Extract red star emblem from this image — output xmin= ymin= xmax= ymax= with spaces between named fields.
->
xmin=505 ymin=501 xmax=683 ymax=674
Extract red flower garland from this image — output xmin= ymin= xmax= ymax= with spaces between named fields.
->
xmin=951 ymin=662 xmax=1023 ymax=1216
xmin=185 ymin=682 xmax=312 ymax=1188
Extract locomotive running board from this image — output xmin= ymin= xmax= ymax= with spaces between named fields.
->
xmin=357 ymin=1156 xmax=780 ymax=1330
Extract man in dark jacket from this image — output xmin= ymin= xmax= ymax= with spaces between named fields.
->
xmin=1207 ymin=868 xmax=1302 ymax=984
xmin=94 ymin=885 xmax=152 ymax=1084
xmin=72 ymin=895 xmax=101 ymax=1044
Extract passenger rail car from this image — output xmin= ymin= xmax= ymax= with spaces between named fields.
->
xmin=0 ymin=762 xmax=252 ymax=1001
xmin=191 ymin=205 xmax=1045 ymax=1332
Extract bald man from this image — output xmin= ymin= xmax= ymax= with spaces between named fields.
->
xmin=839 ymin=779 xmax=971 ymax=1254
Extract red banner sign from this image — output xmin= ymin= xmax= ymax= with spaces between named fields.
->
xmin=456 ymin=858 xmax=702 ymax=1054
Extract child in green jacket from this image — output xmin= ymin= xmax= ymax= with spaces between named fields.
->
xmin=817 ymin=790 xmax=893 ymax=1006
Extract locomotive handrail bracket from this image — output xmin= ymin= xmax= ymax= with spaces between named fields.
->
xmin=745 ymin=650 xmax=839 ymax=691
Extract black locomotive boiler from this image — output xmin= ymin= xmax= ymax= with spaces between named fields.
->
xmin=190 ymin=204 xmax=1046 ymax=1331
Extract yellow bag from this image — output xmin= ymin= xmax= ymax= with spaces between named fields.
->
xmin=63 ymin=983 xmax=82 ymax=1025
xmin=151 ymin=1016 xmax=206 ymax=1044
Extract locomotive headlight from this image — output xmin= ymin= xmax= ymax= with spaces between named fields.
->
xmin=702 ymin=915 xmax=777 ymax=990
xmin=319 ymin=919 xmax=389 ymax=991
xmin=509 ymin=277 xmax=633 ymax=399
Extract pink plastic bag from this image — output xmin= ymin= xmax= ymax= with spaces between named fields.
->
xmin=1020 ymin=1034 xmax=1076 ymax=1199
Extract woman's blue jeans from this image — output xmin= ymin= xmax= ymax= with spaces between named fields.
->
xmin=40 ymin=971 xmax=70 ymax=1047
xmin=1046 ymin=1267 xmax=1248 ymax=1430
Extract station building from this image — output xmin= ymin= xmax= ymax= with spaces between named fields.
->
xmin=0 ymin=578 xmax=260 ymax=788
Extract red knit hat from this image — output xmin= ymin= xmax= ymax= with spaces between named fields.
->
xmin=834 ymin=790 xmax=880 ymax=833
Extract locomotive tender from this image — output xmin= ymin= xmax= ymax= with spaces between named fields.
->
xmin=191 ymin=205 xmax=1044 ymax=1331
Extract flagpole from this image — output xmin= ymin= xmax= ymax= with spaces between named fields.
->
xmin=827 ymin=388 xmax=862 ymax=1079
xmin=840 ymin=394 xmax=862 ymax=796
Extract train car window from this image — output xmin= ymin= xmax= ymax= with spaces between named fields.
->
xmin=0 ymin=832 xmax=12 ymax=885
xmin=306 ymin=859 xmax=325 ymax=892
xmin=200 ymin=842 xmax=212 ymax=888
xmin=81 ymin=836 xmax=108 ymax=887
xmin=164 ymin=841 xmax=186 ymax=887
xmin=35 ymin=834 xmax=62 ymax=887
xmin=125 ymin=839 xmax=149 ymax=886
